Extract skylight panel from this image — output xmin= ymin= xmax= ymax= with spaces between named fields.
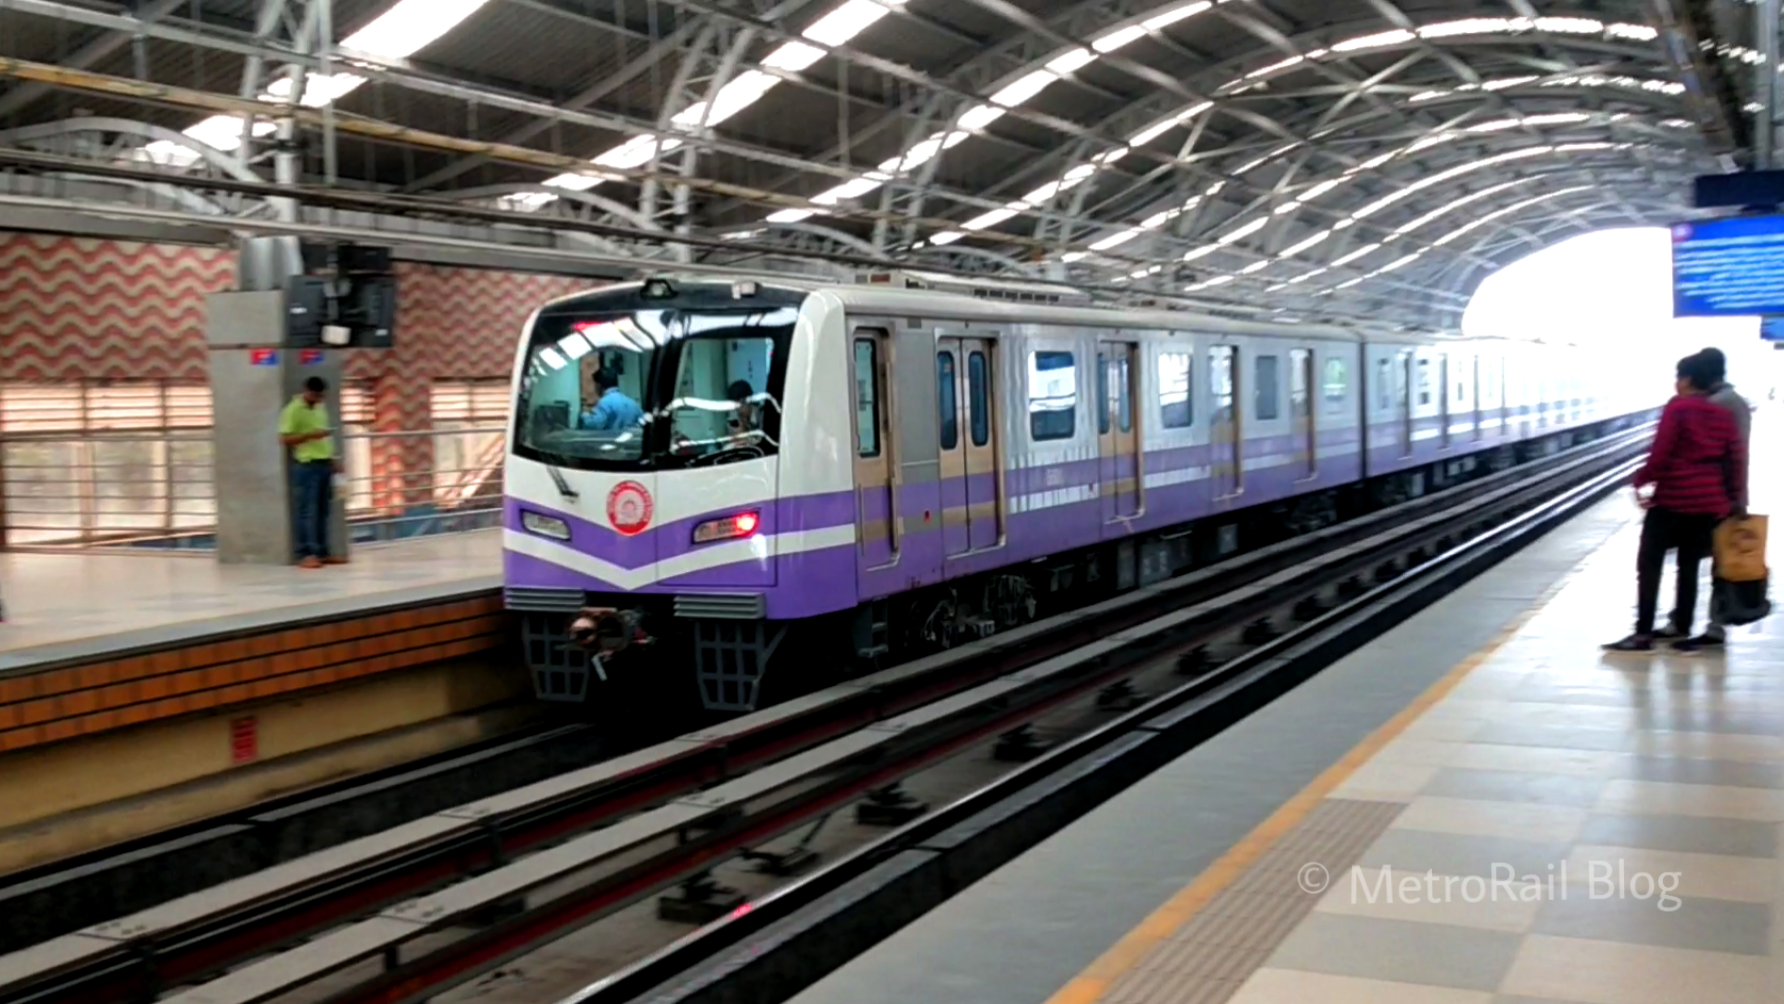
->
xmin=802 ymin=0 xmax=900 ymax=47
xmin=1288 ymin=268 xmax=1327 ymax=284
xmin=673 ymin=70 xmax=780 ymax=127
xmin=1089 ymin=229 xmax=1142 ymax=251
xmin=812 ymin=176 xmax=886 ymax=205
xmin=1377 ymin=253 xmax=1423 ymax=273
xmin=182 ymin=114 xmax=274 ymax=151
xmin=1605 ymin=23 xmax=1658 ymax=41
xmin=1181 ymin=245 xmax=1219 ymax=262
xmin=767 ymin=208 xmax=818 ymax=223
xmin=1093 ymin=25 xmax=1149 ymax=53
xmin=1046 ymin=49 xmax=1096 ymax=75
xmin=1239 ymin=260 xmax=1270 ymax=274
xmin=1247 ymin=55 xmax=1305 ymax=80
xmin=763 ymin=41 xmax=826 ymax=72
xmin=928 ymin=231 xmax=963 ymax=246
xmin=1535 ymin=17 xmax=1602 ymax=35
xmin=1217 ymin=217 xmax=1268 ymax=245
xmin=1130 ymin=118 xmax=1180 ymax=147
xmin=341 ymin=0 xmax=492 ymax=60
xmin=1417 ymin=18 xmax=1519 ymax=39
xmin=593 ymin=135 xmax=679 ymax=170
xmin=991 ymin=70 xmax=1059 ymax=108
xmin=1143 ymin=2 xmax=1212 ymax=31
xmin=1332 ymin=29 xmax=1415 ymax=53
xmin=1280 ymin=230 xmax=1331 ymax=257
xmin=963 ymin=205 xmax=1023 ymax=230
xmin=1331 ymin=243 xmax=1381 ymax=267
xmin=957 ymin=104 xmax=1007 ymax=130
xmin=1062 ymin=251 xmax=1088 ymax=263
xmin=544 ymin=172 xmax=604 ymax=191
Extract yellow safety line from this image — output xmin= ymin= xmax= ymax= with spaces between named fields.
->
xmin=1040 ymin=574 xmax=1577 ymax=1004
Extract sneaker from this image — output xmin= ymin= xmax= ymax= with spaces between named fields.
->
xmin=1654 ymin=625 xmax=1688 ymax=641
xmin=1672 ymin=634 xmax=1726 ymax=653
xmin=1602 ymin=634 xmax=1654 ymax=652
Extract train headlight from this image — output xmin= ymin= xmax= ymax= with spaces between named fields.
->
xmin=521 ymin=510 xmax=571 ymax=541
xmin=692 ymin=511 xmax=760 ymax=544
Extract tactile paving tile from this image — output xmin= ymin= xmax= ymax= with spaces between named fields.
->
xmin=1101 ymin=798 xmax=1406 ymax=1004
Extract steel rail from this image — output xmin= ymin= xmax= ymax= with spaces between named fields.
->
xmin=150 ymin=429 xmax=1651 ymax=1004
xmin=581 ymin=453 xmax=1653 ymax=1004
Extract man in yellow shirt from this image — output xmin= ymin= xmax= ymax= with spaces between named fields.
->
xmin=279 ymin=376 xmax=344 ymax=569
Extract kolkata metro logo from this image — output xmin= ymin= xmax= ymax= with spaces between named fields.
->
xmin=607 ymin=481 xmax=654 ymax=536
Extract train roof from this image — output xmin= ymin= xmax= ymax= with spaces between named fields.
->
xmin=534 ymin=275 xmax=1576 ymax=349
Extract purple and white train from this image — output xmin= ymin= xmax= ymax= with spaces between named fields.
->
xmin=503 ymin=273 xmax=1650 ymax=712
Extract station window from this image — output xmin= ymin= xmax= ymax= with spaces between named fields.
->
xmin=1159 ymin=351 xmax=1193 ymax=428
xmin=1323 ymin=358 xmax=1349 ymax=415
xmin=1255 ymin=354 xmax=1281 ymax=421
xmin=853 ymin=338 xmax=880 ymax=458
xmin=937 ymin=351 xmax=959 ymax=450
xmin=968 ymin=350 xmax=990 ymax=447
xmin=1027 ymin=350 xmax=1077 ymax=442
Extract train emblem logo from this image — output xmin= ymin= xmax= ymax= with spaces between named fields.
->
xmin=607 ymin=481 xmax=654 ymax=536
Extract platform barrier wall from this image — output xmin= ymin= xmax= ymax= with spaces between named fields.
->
xmin=0 ymin=593 xmax=508 ymax=753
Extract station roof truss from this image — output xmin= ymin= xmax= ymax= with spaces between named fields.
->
xmin=0 ymin=0 xmax=1753 ymax=328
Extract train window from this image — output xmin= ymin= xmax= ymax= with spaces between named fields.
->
xmin=1028 ymin=350 xmax=1077 ymax=442
xmin=1096 ymin=352 xmax=1111 ymax=435
xmin=854 ymin=338 xmax=880 ymax=459
xmin=1159 ymin=352 xmax=1193 ymax=428
xmin=937 ymin=351 xmax=959 ymax=450
xmin=1376 ymin=358 xmax=1392 ymax=410
xmin=1290 ymin=350 xmax=1311 ymax=419
xmin=1417 ymin=358 xmax=1433 ymax=405
xmin=1115 ymin=353 xmax=1133 ymax=432
xmin=968 ymin=351 xmax=990 ymax=447
xmin=1323 ymin=358 xmax=1348 ymax=415
xmin=1255 ymin=354 xmax=1281 ymax=421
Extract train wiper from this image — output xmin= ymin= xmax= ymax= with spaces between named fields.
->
xmin=532 ymin=446 xmax=580 ymax=501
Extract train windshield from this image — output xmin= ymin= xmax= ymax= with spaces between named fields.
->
xmin=513 ymin=305 xmax=793 ymax=471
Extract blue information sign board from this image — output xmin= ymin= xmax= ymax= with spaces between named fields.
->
xmin=1763 ymin=317 xmax=1784 ymax=341
xmin=1672 ymin=215 xmax=1784 ymax=317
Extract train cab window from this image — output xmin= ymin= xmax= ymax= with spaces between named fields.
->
xmin=1159 ymin=351 xmax=1193 ymax=428
xmin=1028 ymin=351 xmax=1077 ymax=441
xmin=968 ymin=351 xmax=990 ymax=447
xmin=1417 ymin=358 xmax=1433 ymax=406
xmin=1323 ymin=358 xmax=1349 ymax=415
xmin=853 ymin=338 xmax=881 ymax=458
xmin=1255 ymin=354 xmax=1281 ymax=421
xmin=937 ymin=351 xmax=959 ymax=450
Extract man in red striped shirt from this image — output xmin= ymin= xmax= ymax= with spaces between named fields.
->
xmin=1605 ymin=354 xmax=1747 ymax=652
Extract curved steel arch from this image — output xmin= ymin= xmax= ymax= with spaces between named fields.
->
xmin=0 ymin=117 xmax=264 ymax=183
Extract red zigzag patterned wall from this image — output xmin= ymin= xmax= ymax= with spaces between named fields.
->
xmin=1 ymin=232 xmax=586 ymax=405
xmin=0 ymin=233 xmax=590 ymax=508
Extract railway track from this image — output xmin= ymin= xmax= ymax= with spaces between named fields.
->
xmin=0 ymin=423 xmax=1652 ymax=1004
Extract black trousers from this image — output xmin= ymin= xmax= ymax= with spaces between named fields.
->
xmin=1636 ymin=507 xmax=1719 ymax=635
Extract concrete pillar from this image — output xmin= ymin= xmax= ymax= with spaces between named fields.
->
xmin=204 ymin=290 xmax=349 ymax=564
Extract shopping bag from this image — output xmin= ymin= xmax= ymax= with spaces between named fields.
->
xmin=1712 ymin=515 xmax=1771 ymax=627
xmin=1713 ymin=516 xmax=1768 ymax=583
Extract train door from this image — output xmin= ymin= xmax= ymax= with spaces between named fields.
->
xmin=935 ymin=340 xmax=970 ymax=557
xmin=1290 ymin=348 xmax=1316 ymax=479
xmin=1398 ymin=351 xmax=1414 ymax=458
xmin=852 ymin=330 xmax=897 ymax=570
xmin=961 ymin=338 xmax=1002 ymax=551
xmin=1210 ymin=345 xmax=1242 ymax=498
xmin=1097 ymin=341 xmax=1142 ymax=525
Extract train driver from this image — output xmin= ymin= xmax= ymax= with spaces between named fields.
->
xmin=580 ymin=370 xmax=645 ymax=431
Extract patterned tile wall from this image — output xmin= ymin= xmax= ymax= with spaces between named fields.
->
xmin=0 ymin=234 xmax=591 ymax=504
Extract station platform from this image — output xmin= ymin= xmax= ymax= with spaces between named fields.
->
xmin=0 ymin=531 xmax=504 ymax=754
xmin=790 ymin=439 xmax=1782 ymax=1002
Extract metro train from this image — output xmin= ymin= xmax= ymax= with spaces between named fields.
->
xmin=502 ymin=273 xmax=1655 ymax=713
